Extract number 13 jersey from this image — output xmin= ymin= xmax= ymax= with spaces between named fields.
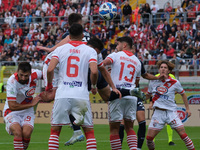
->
xmin=52 ymin=41 xmax=97 ymax=100
xmin=106 ymin=50 xmax=141 ymax=90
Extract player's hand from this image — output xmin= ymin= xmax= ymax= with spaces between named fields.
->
xmin=112 ymin=88 xmax=122 ymax=99
xmin=37 ymin=46 xmax=52 ymax=52
xmin=157 ymin=74 xmax=168 ymax=81
xmin=186 ymin=109 xmax=191 ymax=118
xmin=91 ymin=87 xmax=97 ymax=95
xmin=32 ymin=95 xmax=42 ymax=106
xmin=45 ymin=83 xmax=53 ymax=91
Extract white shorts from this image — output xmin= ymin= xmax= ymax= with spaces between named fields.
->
xmin=43 ymin=64 xmax=59 ymax=88
xmin=51 ymin=98 xmax=93 ymax=127
xmin=108 ymin=97 xmax=137 ymax=122
xmin=148 ymin=109 xmax=184 ymax=130
xmin=4 ymin=111 xmax=35 ymax=135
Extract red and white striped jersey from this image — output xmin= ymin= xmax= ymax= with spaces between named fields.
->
xmin=106 ymin=50 xmax=141 ymax=90
xmin=52 ymin=41 xmax=97 ymax=100
xmin=148 ymin=77 xmax=185 ymax=111
xmin=3 ymin=69 xmax=43 ymax=116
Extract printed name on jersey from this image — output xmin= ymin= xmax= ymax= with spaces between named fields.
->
xmin=25 ymin=86 xmax=36 ymax=97
xmin=177 ymin=107 xmax=188 ymax=123
xmin=156 ymin=86 xmax=168 ymax=95
xmin=116 ymin=83 xmax=133 ymax=88
xmin=70 ymin=49 xmax=80 ymax=54
xmin=120 ymin=56 xmax=137 ymax=65
xmin=63 ymin=81 xmax=82 ymax=87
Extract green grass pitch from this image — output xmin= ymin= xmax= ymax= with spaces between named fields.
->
xmin=0 ymin=124 xmax=199 ymax=150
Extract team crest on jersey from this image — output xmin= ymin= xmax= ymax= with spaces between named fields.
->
xmin=177 ymin=107 xmax=188 ymax=123
xmin=156 ymin=86 xmax=168 ymax=95
xmin=25 ymin=87 xmax=36 ymax=97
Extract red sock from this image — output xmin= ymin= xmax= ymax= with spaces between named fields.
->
xmin=180 ymin=133 xmax=195 ymax=150
xmin=85 ymin=130 xmax=97 ymax=150
xmin=23 ymin=138 xmax=30 ymax=149
xmin=14 ymin=137 xmax=23 ymax=150
xmin=110 ymin=134 xmax=122 ymax=150
xmin=48 ymin=128 xmax=60 ymax=150
xmin=146 ymin=136 xmax=155 ymax=150
xmin=127 ymin=129 xmax=137 ymax=150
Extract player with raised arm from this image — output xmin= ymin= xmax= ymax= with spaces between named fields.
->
xmin=146 ymin=60 xmax=195 ymax=150
xmin=103 ymin=36 xmax=142 ymax=149
xmin=3 ymin=62 xmax=42 ymax=150
xmin=46 ymin=24 xmax=98 ymax=150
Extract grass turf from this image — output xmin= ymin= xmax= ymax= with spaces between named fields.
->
xmin=0 ymin=124 xmax=199 ymax=150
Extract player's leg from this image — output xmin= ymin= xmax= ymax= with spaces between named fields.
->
xmin=169 ymin=111 xmax=195 ymax=150
xmin=174 ymin=126 xmax=195 ymax=150
xmin=22 ymin=125 xmax=33 ymax=149
xmin=124 ymin=119 xmax=137 ymax=149
xmin=48 ymin=126 xmax=62 ymax=150
xmin=119 ymin=120 xmax=125 ymax=144
xmin=146 ymin=129 xmax=160 ymax=150
xmin=167 ymin=124 xmax=175 ymax=145
xmin=136 ymin=99 xmax=146 ymax=150
xmin=109 ymin=122 xmax=122 ymax=150
xmin=81 ymin=100 xmax=97 ymax=150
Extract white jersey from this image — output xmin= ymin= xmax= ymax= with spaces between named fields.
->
xmin=97 ymin=53 xmax=103 ymax=68
xmin=43 ymin=52 xmax=59 ymax=87
xmin=148 ymin=77 xmax=185 ymax=111
xmin=52 ymin=41 xmax=97 ymax=100
xmin=3 ymin=69 xmax=43 ymax=116
xmin=106 ymin=50 xmax=141 ymax=94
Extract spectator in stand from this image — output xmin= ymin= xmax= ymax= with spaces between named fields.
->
xmin=170 ymin=52 xmax=185 ymax=69
xmin=4 ymin=24 xmax=12 ymax=37
xmin=181 ymin=0 xmax=190 ymax=8
xmin=41 ymin=0 xmax=49 ymax=13
xmin=168 ymin=33 xmax=175 ymax=44
xmin=173 ymin=37 xmax=183 ymax=51
xmin=142 ymin=3 xmax=151 ymax=25
xmin=187 ymin=6 xmax=196 ymax=22
xmin=4 ymin=35 xmax=12 ymax=45
xmin=11 ymin=52 xmax=19 ymax=63
xmin=28 ymin=41 xmax=36 ymax=56
xmin=132 ymin=4 xmax=141 ymax=25
xmin=108 ymin=21 xmax=116 ymax=40
xmin=164 ymin=21 xmax=171 ymax=36
xmin=99 ymin=29 xmax=107 ymax=44
xmin=16 ymin=1 xmax=23 ymax=13
xmin=157 ymin=48 xmax=167 ymax=60
xmin=12 ymin=35 xmax=19 ymax=48
xmin=53 ymin=0 xmax=60 ymax=10
xmin=186 ymin=44 xmax=194 ymax=58
xmin=195 ymin=30 xmax=200 ymax=41
xmin=122 ymin=1 xmax=132 ymax=22
xmin=156 ymin=20 xmax=164 ymax=34
xmin=173 ymin=5 xmax=184 ymax=22
xmin=58 ymin=6 xmax=65 ymax=20
xmin=166 ymin=44 xmax=175 ymax=59
xmin=188 ymin=54 xmax=199 ymax=75
xmin=151 ymin=0 xmax=159 ymax=27
xmin=193 ymin=1 xmax=200 ymax=17
xmin=185 ymin=0 xmax=194 ymax=11
xmin=14 ymin=24 xmax=23 ymax=37
xmin=164 ymin=2 xmax=172 ymax=22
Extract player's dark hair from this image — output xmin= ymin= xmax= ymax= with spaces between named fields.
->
xmin=117 ymin=36 xmax=133 ymax=48
xmin=87 ymin=37 xmax=104 ymax=51
xmin=157 ymin=60 xmax=175 ymax=71
xmin=68 ymin=13 xmax=82 ymax=26
xmin=18 ymin=62 xmax=32 ymax=73
xmin=69 ymin=24 xmax=83 ymax=38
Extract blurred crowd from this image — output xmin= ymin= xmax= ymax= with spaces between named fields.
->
xmin=0 ymin=0 xmax=199 ymax=72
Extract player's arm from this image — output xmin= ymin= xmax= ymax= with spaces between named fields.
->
xmin=89 ymin=62 xmax=98 ymax=94
xmin=46 ymin=57 xmax=59 ymax=91
xmin=37 ymin=36 xmax=71 ymax=52
xmin=103 ymin=58 xmax=112 ymax=66
xmin=181 ymin=93 xmax=191 ymax=117
xmin=98 ymin=66 xmax=122 ymax=97
xmin=8 ymin=96 xmax=41 ymax=111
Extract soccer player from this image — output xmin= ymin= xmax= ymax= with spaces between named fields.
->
xmin=3 ymin=62 xmax=42 ymax=150
xmin=46 ymin=24 xmax=98 ymax=150
xmin=146 ymin=60 xmax=195 ymax=150
xmin=103 ymin=36 xmax=142 ymax=149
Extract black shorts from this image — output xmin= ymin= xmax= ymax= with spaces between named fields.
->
xmin=137 ymin=98 xmax=145 ymax=111
xmin=88 ymin=70 xmax=108 ymax=91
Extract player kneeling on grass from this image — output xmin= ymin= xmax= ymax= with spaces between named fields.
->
xmin=146 ymin=60 xmax=195 ymax=150
xmin=3 ymin=62 xmax=42 ymax=150
xmin=46 ymin=24 xmax=98 ymax=150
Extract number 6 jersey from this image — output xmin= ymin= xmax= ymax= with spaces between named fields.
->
xmin=106 ymin=50 xmax=141 ymax=90
xmin=52 ymin=41 xmax=97 ymax=100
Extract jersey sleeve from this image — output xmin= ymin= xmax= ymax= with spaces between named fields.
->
xmin=6 ymin=78 xmax=17 ymax=101
xmin=147 ymin=81 xmax=154 ymax=94
xmin=175 ymin=80 xmax=185 ymax=94
xmin=97 ymin=53 xmax=103 ymax=67
xmin=106 ymin=52 xmax=116 ymax=64
xmin=32 ymin=69 xmax=43 ymax=79
xmin=51 ymin=47 xmax=61 ymax=62
xmin=89 ymin=48 xmax=97 ymax=63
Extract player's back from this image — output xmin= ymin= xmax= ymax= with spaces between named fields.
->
xmin=108 ymin=51 xmax=141 ymax=90
xmin=52 ymin=41 xmax=97 ymax=100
